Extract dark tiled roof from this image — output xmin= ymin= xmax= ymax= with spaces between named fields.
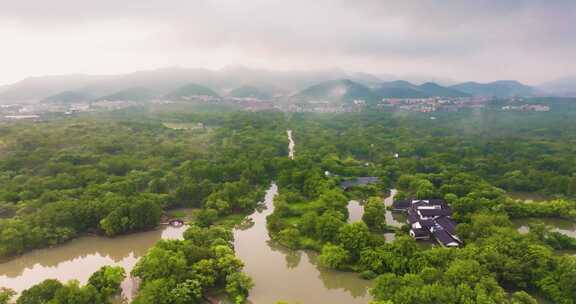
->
xmin=411 ymin=200 xmax=429 ymax=208
xmin=418 ymin=208 xmax=452 ymax=218
xmin=407 ymin=209 xmax=420 ymax=223
xmin=432 ymin=229 xmax=460 ymax=247
xmin=429 ymin=199 xmax=449 ymax=208
xmin=435 ymin=216 xmax=457 ymax=234
xmin=411 ymin=228 xmax=430 ymax=237
xmin=392 ymin=200 xmax=411 ymax=210
xmin=419 ymin=219 xmax=435 ymax=229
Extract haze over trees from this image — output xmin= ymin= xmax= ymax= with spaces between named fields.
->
xmin=1 ymin=105 xmax=576 ymax=304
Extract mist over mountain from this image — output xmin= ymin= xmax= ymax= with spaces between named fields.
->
xmin=0 ymin=66 xmax=562 ymax=104
xmin=296 ymin=79 xmax=475 ymax=103
xmin=0 ymin=67 xmax=349 ymax=103
xmin=296 ymin=79 xmax=379 ymax=103
xmin=228 ymin=85 xmax=278 ymax=100
xmin=42 ymin=91 xmax=95 ymax=104
xmin=539 ymin=76 xmax=576 ymax=97
xmin=96 ymin=87 xmax=158 ymax=102
xmin=165 ymin=83 xmax=220 ymax=101
xmin=0 ymin=75 xmax=108 ymax=103
xmin=451 ymin=80 xmax=536 ymax=98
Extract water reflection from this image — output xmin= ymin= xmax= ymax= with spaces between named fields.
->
xmin=234 ymin=184 xmax=373 ymax=304
xmin=513 ymin=218 xmax=576 ymax=237
xmin=347 ymin=200 xmax=364 ymax=223
xmin=384 ymin=189 xmax=406 ymax=227
xmin=0 ymin=225 xmax=186 ymax=294
xmin=508 ymin=192 xmax=551 ymax=202
xmin=348 ymin=189 xmax=405 ymax=228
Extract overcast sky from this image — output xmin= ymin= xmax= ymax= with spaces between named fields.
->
xmin=0 ymin=0 xmax=574 ymax=85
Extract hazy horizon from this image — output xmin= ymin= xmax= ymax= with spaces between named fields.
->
xmin=1 ymin=0 xmax=575 ymax=86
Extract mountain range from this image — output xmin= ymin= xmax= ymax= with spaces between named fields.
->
xmin=0 ymin=67 xmax=572 ymax=104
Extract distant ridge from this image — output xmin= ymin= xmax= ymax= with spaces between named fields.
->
xmin=297 ymin=79 xmax=470 ymax=102
xmin=229 ymin=85 xmax=275 ymax=100
xmin=97 ymin=87 xmax=157 ymax=102
xmin=451 ymin=80 xmax=535 ymax=97
xmin=42 ymin=91 xmax=93 ymax=104
xmin=165 ymin=83 xmax=220 ymax=100
xmin=296 ymin=79 xmax=378 ymax=103
xmin=0 ymin=66 xmax=550 ymax=103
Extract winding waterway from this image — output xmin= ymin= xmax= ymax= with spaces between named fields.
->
xmin=234 ymin=184 xmax=373 ymax=304
xmin=0 ymin=225 xmax=187 ymax=298
xmin=230 ymin=131 xmax=372 ymax=303
xmin=287 ymin=129 xmax=295 ymax=160
xmin=0 ymin=129 xmax=375 ymax=303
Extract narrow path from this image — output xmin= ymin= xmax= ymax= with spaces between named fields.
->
xmin=287 ymin=129 xmax=295 ymax=160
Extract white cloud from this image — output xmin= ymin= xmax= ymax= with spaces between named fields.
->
xmin=0 ymin=0 xmax=574 ymax=85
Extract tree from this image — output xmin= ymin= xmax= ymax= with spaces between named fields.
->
xmin=0 ymin=288 xmax=15 ymax=304
xmin=337 ymin=222 xmax=371 ymax=259
xmin=17 ymin=279 xmax=63 ymax=304
xmin=50 ymin=281 xmax=101 ymax=304
xmin=132 ymin=278 xmax=174 ymax=304
xmin=225 ymin=272 xmax=254 ymax=304
xmin=318 ymin=243 xmax=350 ymax=269
xmin=511 ymin=291 xmax=538 ymax=304
xmin=195 ymin=208 xmax=219 ymax=227
xmin=277 ymin=228 xmax=301 ymax=249
xmin=170 ymin=279 xmax=204 ymax=304
xmin=88 ymin=266 xmax=126 ymax=298
xmin=362 ymin=197 xmax=387 ymax=231
xmin=316 ymin=210 xmax=345 ymax=243
xmin=132 ymin=246 xmax=188 ymax=283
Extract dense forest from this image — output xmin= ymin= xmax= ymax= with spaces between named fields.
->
xmin=267 ymin=108 xmax=576 ymax=304
xmin=1 ymin=105 xmax=576 ymax=303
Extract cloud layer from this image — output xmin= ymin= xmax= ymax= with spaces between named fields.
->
xmin=0 ymin=0 xmax=574 ymax=85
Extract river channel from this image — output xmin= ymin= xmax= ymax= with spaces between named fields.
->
xmin=0 ymin=129 xmax=375 ymax=303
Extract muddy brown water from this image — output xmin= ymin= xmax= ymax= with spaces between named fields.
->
xmin=1 ymin=186 xmax=374 ymax=304
xmin=1 ymin=130 xmax=375 ymax=303
xmin=0 ymin=225 xmax=186 ymax=300
xmin=513 ymin=218 xmax=576 ymax=237
xmin=233 ymin=184 xmax=373 ymax=304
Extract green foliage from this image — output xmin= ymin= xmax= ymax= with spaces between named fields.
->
xmin=0 ymin=112 xmax=282 ymax=258
xmin=316 ymin=210 xmax=346 ymax=243
xmin=318 ymin=243 xmax=350 ymax=269
xmin=0 ymin=288 xmax=15 ymax=304
xmin=362 ymin=197 xmax=387 ymax=231
xmin=87 ymin=266 xmax=126 ymax=298
xmin=337 ymin=222 xmax=371 ymax=260
xmin=225 ymin=272 xmax=254 ymax=304
xmin=17 ymin=280 xmax=63 ymax=304
xmin=99 ymin=198 xmax=162 ymax=236
xmin=132 ymin=224 xmax=253 ymax=304
xmin=49 ymin=280 xmax=102 ymax=304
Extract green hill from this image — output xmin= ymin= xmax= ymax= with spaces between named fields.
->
xmin=229 ymin=85 xmax=274 ymax=100
xmin=297 ymin=79 xmax=378 ymax=103
xmin=42 ymin=91 xmax=93 ymax=104
xmin=419 ymin=82 xmax=470 ymax=97
xmin=451 ymin=80 xmax=535 ymax=97
xmin=97 ymin=87 xmax=157 ymax=102
xmin=165 ymin=83 xmax=220 ymax=100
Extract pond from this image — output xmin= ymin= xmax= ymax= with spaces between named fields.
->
xmin=346 ymin=189 xmax=406 ymax=228
xmin=513 ymin=218 xmax=576 ymax=237
xmin=347 ymin=200 xmax=364 ymax=223
xmin=507 ymin=192 xmax=552 ymax=202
